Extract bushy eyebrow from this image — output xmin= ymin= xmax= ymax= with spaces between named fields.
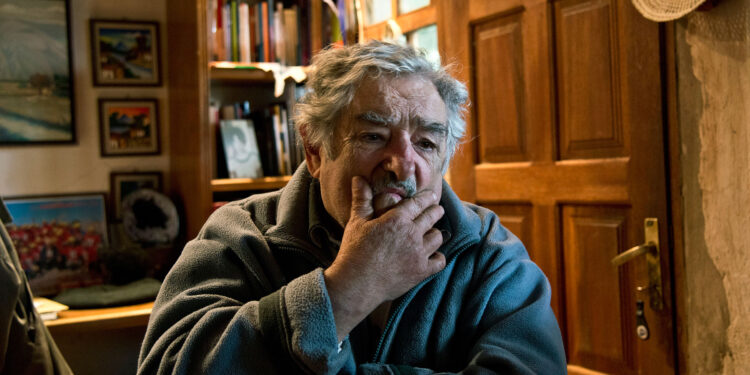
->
xmin=356 ymin=111 xmax=447 ymax=136
xmin=356 ymin=111 xmax=392 ymax=125
xmin=414 ymin=118 xmax=448 ymax=137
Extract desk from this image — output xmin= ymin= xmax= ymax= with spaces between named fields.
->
xmin=45 ymin=302 xmax=154 ymax=375
xmin=45 ymin=301 xmax=153 ymax=334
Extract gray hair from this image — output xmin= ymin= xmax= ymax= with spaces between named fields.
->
xmin=294 ymin=40 xmax=469 ymax=168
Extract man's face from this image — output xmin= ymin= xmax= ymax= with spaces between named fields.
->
xmin=307 ymin=74 xmax=449 ymax=227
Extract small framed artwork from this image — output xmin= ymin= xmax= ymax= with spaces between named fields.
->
xmin=0 ymin=0 xmax=76 ymax=145
xmin=4 ymin=193 xmax=108 ymax=296
xmin=99 ymin=98 xmax=160 ymax=156
xmin=110 ymin=171 xmax=163 ymax=219
xmin=90 ymin=19 xmax=161 ymax=86
xmin=220 ymin=120 xmax=264 ymax=179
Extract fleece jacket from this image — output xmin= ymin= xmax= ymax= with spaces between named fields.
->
xmin=137 ymin=163 xmax=567 ymax=374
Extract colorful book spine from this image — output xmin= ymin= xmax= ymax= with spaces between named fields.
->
xmin=261 ymin=2 xmax=270 ymax=62
xmin=222 ymin=3 xmax=232 ymax=61
xmin=239 ymin=2 xmax=251 ymax=62
xmin=230 ymin=0 xmax=239 ymax=61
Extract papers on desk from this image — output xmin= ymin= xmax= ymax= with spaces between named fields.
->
xmin=33 ymin=297 xmax=69 ymax=321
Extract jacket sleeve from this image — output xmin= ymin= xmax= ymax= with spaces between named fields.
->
xmin=358 ymin=214 xmax=567 ymax=375
xmin=137 ymin=208 xmax=354 ymax=374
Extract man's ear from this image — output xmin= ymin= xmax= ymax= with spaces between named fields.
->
xmin=299 ymin=124 xmax=322 ymax=178
xmin=304 ymin=141 xmax=322 ymax=178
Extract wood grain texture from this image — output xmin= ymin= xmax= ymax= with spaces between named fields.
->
xmin=554 ymin=0 xmax=624 ymax=160
xmin=167 ymin=0 xmax=213 ymax=240
xmin=475 ymin=158 xmax=629 ymax=203
xmin=443 ymin=0 xmax=675 ymax=373
xmin=46 ymin=302 xmax=153 ymax=334
xmin=472 ymin=11 xmax=528 ymax=163
xmin=562 ymin=206 xmax=634 ymax=372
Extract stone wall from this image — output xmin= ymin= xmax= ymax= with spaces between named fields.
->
xmin=675 ymin=0 xmax=750 ymax=373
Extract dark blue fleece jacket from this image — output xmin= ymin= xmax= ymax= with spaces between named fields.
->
xmin=137 ymin=164 xmax=567 ymax=374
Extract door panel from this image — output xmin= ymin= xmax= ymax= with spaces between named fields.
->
xmin=439 ymin=0 xmax=674 ymax=373
xmin=472 ymin=11 xmax=528 ymax=163
xmin=555 ymin=0 xmax=626 ymax=160
xmin=562 ymin=206 xmax=634 ymax=373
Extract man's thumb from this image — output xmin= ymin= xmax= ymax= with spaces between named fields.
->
xmin=350 ymin=176 xmax=374 ymax=220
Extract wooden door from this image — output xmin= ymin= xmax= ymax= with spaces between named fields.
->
xmin=439 ymin=0 xmax=675 ymax=373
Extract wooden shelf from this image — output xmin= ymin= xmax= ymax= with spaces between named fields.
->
xmin=210 ymin=63 xmax=276 ymax=82
xmin=209 ymin=62 xmax=309 ymax=83
xmin=45 ymin=301 xmax=154 ymax=334
xmin=211 ymin=176 xmax=292 ymax=192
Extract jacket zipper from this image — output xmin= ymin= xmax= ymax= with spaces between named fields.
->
xmin=370 ymin=242 xmax=474 ymax=363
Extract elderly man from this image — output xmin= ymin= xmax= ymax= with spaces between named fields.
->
xmin=138 ymin=41 xmax=566 ymax=374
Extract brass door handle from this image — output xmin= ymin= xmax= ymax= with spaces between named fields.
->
xmin=611 ymin=243 xmax=655 ymax=266
xmin=611 ymin=218 xmax=663 ymax=311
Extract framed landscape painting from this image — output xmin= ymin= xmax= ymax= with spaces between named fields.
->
xmin=0 ymin=0 xmax=75 ymax=145
xmin=99 ymin=98 xmax=160 ymax=156
xmin=90 ymin=19 xmax=161 ymax=86
xmin=4 ymin=194 xmax=108 ymax=296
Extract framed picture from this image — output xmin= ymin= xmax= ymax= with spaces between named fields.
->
xmin=90 ymin=19 xmax=161 ymax=86
xmin=98 ymin=98 xmax=160 ymax=156
xmin=110 ymin=171 xmax=163 ymax=219
xmin=4 ymin=194 xmax=108 ymax=296
xmin=0 ymin=0 xmax=75 ymax=145
xmin=220 ymin=120 xmax=264 ymax=179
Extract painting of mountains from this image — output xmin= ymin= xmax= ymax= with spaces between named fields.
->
xmin=0 ymin=0 xmax=74 ymax=144
xmin=91 ymin=20 xmax=161 ymax=86
xmin=98 ymin=99 xmax=160 ymax=156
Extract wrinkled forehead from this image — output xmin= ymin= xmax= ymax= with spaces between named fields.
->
xmin=346 ymin=75 xmax=447 ymax=127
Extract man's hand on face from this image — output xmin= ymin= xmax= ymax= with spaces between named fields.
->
xmin=323 ymin=176 xmax=446 ymax=341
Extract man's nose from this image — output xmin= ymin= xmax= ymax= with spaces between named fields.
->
xmin=382 ymin=132 xmax=416 ymax=181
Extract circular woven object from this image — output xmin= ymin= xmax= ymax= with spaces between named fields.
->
xmin=632 ymin=0 xmax=708 ymax=21
xmin=122 ymin=189 xmax=179 ymax=244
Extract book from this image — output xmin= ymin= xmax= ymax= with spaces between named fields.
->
xmin=239 ymin=2 xmax=252 ymax=62
xmin=251 ymin=108 xmax=280 ymax=176
xmin=283 ymin=7 xmax=299 ymax=65
xmin=261 ymin=2 xmax=270 ymax=62
xmin=220 ymin=120 xmax=264 ymax=179
xmin=222 ymin=3 xmax=232 ymax=61
xmin=230 ymin=0 xmax=239 ymax=61
xmin=274 ymin=3 xmax=285 ymax=65
xmin=33 ymin=297 xmax=69 ymax=321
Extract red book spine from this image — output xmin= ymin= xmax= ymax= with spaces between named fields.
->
xmin=261 ymin=2 xmax=270 ymax=63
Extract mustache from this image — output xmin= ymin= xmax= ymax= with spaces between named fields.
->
xmin=371 ymin=174 xmax=417 ymax=198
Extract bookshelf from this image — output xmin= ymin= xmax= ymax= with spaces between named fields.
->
xmin=166 ymin=0 xmax=437 ymax=239
xmin=166 ymin=0 xmax=329 ymax=239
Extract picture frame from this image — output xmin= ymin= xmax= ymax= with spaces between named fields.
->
xmin=219 ymin=120 xmax=264 ymax=179
xmin=98 ymin=98 xmax=160 ymax=156
xmin=90 ymin=19 xmax=162 ymax=86
xmin=0 ymin=0 xmax=76 ymax=145
xmin=110 ymin=171 xmax=163 ymax=219
xmin=3 ymin=193 xmax=108 ymax=296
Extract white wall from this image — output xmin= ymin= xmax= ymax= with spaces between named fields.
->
xmin=0 ymin=0 xmax=169 ymax=198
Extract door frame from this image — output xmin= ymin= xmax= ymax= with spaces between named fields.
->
xmin=663 ymin=20 xmax=688 ymax=374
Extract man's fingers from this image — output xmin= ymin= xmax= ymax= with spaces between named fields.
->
xmin=426 ymin=250 xmax=447 ymax=275
xmin=387 ymin=189 xmax=439 ymax=220
xmin=350 ymin=176 xmax=374 ymax=220
xmin=423 ymin=228 xmax=444 ymax=251
xmin=413 ymin=205 xmax=444 ymax=232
